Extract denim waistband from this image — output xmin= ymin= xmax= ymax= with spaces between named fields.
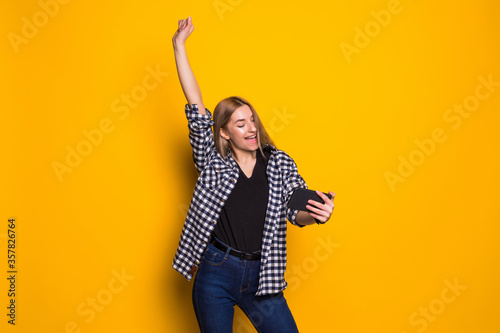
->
xmin=210 ymin=237 xmax=261 ymax=261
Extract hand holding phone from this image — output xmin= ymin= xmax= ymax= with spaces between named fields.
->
xmin=287 ymin=188 xmax=332 ymax=212
xmin=287 ymin=188 xmax=335 ymax=224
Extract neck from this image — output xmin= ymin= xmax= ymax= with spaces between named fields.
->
xmin=231 ymin=148 xmax=257 ymax=164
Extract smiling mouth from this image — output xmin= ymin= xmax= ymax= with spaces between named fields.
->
xmin=245 ymin=135 xmax=257 ymax=143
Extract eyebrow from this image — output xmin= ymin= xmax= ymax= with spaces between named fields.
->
xmin=234 ymin=116 xmax=254 ymax=124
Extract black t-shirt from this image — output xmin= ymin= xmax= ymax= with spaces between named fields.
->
xmin=212 ymin=149 xmax=270 ymax=253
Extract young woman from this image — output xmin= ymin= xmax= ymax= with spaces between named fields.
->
xmin=172 ymin=16 xmax=335 ymax=332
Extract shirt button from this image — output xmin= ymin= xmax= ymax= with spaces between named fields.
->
xmin=221 ymin=199 xmax=224 ymax=203
xmin=195 ymin=260 xmax=201 ymax=265
xmin=217 ymin=168 xmax=220 ymax=171
xmin=231 ymin=179 xmax=235 ymax=183
xmin=211 ymin=220 xmax=216 ymax=224
xmin=202 ymin=241 xmax=206 ymax=245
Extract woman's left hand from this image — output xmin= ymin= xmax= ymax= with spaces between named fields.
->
xmin=306 ymin=191 xmax=335 ymax=223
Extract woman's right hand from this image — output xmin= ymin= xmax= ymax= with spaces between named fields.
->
xmin=172 ymin=15 xmax=205 ymax=115
xmin=173 ymin=16 xmax=194 ymax=48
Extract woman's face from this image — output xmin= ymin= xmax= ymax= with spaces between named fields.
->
xmin=220 ymin=105 xmax=258 ymax=157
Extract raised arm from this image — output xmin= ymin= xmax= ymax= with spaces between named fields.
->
xmin=172 ymin=16 xmax=206 ymax=115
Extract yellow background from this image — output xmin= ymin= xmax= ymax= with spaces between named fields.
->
xmin=1 ymin=0 xmax=499 ymax=332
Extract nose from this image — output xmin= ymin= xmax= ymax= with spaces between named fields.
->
xmin=249 ymin=121 xmax=256 ymax=132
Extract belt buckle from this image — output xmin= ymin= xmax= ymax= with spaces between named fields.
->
xmin=231 ymin=249 xmax=244 ymax=259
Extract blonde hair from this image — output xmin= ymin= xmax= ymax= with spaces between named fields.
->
xmin=213 ymin=96 xmax=274 ymax=159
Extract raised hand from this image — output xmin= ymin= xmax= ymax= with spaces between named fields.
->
xmin=172 ymin=16 xmax=206 ymax=115
xmin=173 ymin=16 xmax=194 ymax=48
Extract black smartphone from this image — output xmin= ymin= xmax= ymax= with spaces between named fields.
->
xmin=287 ymin=188 xmax=332 ymax=212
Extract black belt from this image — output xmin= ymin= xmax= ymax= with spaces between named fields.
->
xmin=210 ymin=238 xmax=261 ymax=260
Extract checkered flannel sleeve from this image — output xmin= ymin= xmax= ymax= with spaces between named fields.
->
xmin=280 ymin=151 xmax=307 ymax=227
xmin=185 ymin=104 xmax=216 ymax=173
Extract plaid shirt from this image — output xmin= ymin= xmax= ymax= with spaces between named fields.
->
xmin=172 ymin=104 xmax=307 ymax=296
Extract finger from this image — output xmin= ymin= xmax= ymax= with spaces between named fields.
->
xmin=307 ymin=200 xmax=333 ymax=214
xmin=307 ymin=199 xmax=325 ymax=210
xmin=316 ymin=191 xmax=332 ymax=205
xmin=317 ymin=191 xmax=335 ymax=210
xmin=327 ymin=192 xmax=335 ymax=210
xmin=316 ymin=190 xmax=334 ymax=205
xmin=308 ymin=211 xmax=328 ymax=223
xmin=306 ymin=204 xmax=331 ymax=218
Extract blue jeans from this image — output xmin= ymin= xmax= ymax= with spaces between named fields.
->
xmin=192 ymin=239 xmax=299 ymax=333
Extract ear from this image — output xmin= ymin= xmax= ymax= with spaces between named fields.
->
xmin=220 ymin=127 xmax=230 ymax=140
